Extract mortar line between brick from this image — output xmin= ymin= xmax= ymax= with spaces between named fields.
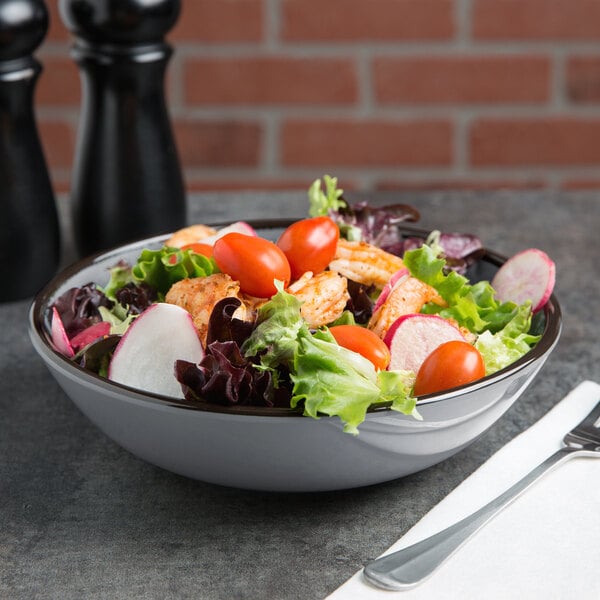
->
xmin=261 ymin=115 xmax=280 ymax=173
xmin=263 ymin=0 xmax=281 ymax=50
xmin=181 ymin=165 xmax=598 ymax=178
xmin=159 ymin=41 xmax=600 ymax=59
xmin=455 ymin=0 xmax=472 ymax=49
xmin=453 ymin=112 xmax=471 ymax=174
xmin=116 ymin=166 xmax=600 ymax=193
xmin=551 ymin=48 xmax=568 ymax=111
xmin=356 ymin=47 xmax=374 ymax=115
xmin=165 ymin=104 xmax=600 ymax=122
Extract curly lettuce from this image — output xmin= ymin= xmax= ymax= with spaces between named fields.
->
xmin=404 ymin=244 xmax=520 ymax=333
xmin=308 ymin=175 xmax=347 ymax=217
xmin=403 ymin=244 xmax=541 ymax=370
xmin=475 ymin=304 xmax=541 ymax=374
xmin=241 ymin=283 xmax=418 ymax=434
xmin=132 ymin=247 xmax=218 ymax=296
xmin=175 ymin=341 xmax=277 ymax=407
xmin=104 ymin=246 xmax=219 ymax=300
xmin=51 ymin=283 xmax=114 ymax=339
xmin=290 ymin=328 xmax=417 ymax=434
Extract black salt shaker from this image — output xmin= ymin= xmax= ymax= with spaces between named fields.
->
xmin=59 ymin=0 xmax=186 ymax=257
xmin=0 ymin=0 xmax=60 ymax=302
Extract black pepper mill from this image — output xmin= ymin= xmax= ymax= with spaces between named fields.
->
xmin=0 ymin=0 xmax=60 ymax=302
xmin=59 ymin=0 xmax=186 ymax=257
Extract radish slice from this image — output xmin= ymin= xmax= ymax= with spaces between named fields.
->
xmin=70 ymin=321 xmax=111 ymax=352
xmin=200 ymin=221 xmax=257 ymax=246
xmin=383 ymin=313 xmax=465 ymax=373
xmin=50 ymin=307 xmax=75 ymax=358
xmin=373 ymin=268 xmax=410 ymax=313
xmin=491 ymin=248 xmax=555 ymax=313
xmin=108 ymin=303 xmax=204 ymax=398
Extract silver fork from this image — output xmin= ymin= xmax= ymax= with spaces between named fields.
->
xmin=363 ymin=397 xmax=600 ymax=591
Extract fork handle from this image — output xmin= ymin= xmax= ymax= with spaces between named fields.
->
xmin=363 ymin=446 xmax=577 ymax=591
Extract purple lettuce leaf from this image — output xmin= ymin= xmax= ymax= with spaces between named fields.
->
xmin=345 ymin=280 xmax=375 ymax=325
xmin=206 ymin=297 xmax=255 ymax=347
xmin=331 ymin=199 xmax=484 ymax=274
xmin=114 ymin=282 xmax=158 ymax=315
xmin=394 ymin=233 xmax=484 ymax=274
xmin=438 ymin=232 xmax=482 ymax=259
xmin=175 ymin=297 xmax=292 ymax=408
xmin=438 ymin=233 xmax=485 ymax=273
xmin=175 ymin=341 xmax=289 ymax=407
xmin=51 ymin=283 xmax=113 ymax=339
xmin=76 ymin=334 xmax=121 ymax=376
xmin=334 ymin=201 xmax=420 ymax=250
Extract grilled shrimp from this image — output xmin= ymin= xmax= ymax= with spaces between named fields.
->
xmin=165 ymin=273 xmax=252 ymax=345
xmin=164 ymin=224 xmax=218 ymax=248
xmin=368 ymin=276 xmax=446 ymax=339
xmin=329 ymin=239 xmax=405 ymax=289
xmin=287 ymin=271 xmax=350 ymax=328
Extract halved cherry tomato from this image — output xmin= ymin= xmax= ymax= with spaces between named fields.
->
xmin=277 ymin=216 xmax=339 ymax=280
xmin=413 ymin=340 xmax=485 ymax=396
xmin=329 ymin=325 xmax=391 ymax=371
xmin=181 ymin=242 xmax=214 ymax=258
xmin=213 ymin=232 xmax=291 ymax=298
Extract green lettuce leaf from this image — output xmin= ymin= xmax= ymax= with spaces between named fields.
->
xmin=242 ymin=286 xmax=418 ymax=434
xmin=377 ymin=370 xmax=419 ymax=417
xmin=403 ymin=244 xmax=540 ymax=371
xmin=131 ymin=247 xmax=219 ymax=297
xmin=308 ymin=174 xmax=346 ymax=217
xmin=290 ymin=329 xmax=382 ymax=434
xmin=475 ymin=304 xmax=541 ymax=374
xmin=240 ymin=281 xmax=305 ymax=370
xmin=404 ymin=244 xmax=527 ymax=334
xmin=104 ymin=247 xmax=219 ymax=301
xmin=103 ymin=262 xmax=136 ymax=301
xmin=97 ymin=305 xmax=136 ymax=336
xmin=330 ymin=310 xmax=356 ymax=326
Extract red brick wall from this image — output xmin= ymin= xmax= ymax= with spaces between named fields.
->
xmin=37 ymin=0 xmax=600 ymax=193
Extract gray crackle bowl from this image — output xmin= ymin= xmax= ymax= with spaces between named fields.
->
xmin=29 ymin=221 xmax=562 ymax=492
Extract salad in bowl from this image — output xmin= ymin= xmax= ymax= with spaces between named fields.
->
xmin=44 ymin=176 xmax=556 ymax=435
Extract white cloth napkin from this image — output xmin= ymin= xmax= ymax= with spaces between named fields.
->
xmin=328 ymin=381 xmax=600 ymax=600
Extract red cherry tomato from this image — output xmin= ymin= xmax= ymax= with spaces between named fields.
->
xmin=213 ymin=232 xmax=291 ymax=298
xmin=413 ymin=340 xmax=486 ymax=397
xmin=329 ymin=325 xmax=391 ymax=371
xmin=277 ymin=217 xmax=339 ymax=280
xmin=181 ymin=242 xmax=213 ymax=258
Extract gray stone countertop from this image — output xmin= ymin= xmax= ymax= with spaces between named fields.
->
xmin=1 ymin=190 xmax=598 ymax=599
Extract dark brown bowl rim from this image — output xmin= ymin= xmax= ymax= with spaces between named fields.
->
xmin=30 ymin=219 xmax=562 ymax=418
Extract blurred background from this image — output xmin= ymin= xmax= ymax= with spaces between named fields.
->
xmin=37 ymin=0 xmax=600 ymax=196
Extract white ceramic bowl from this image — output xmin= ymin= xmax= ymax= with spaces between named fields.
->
xmin=29 ymin=223 xmax=562 ymax=492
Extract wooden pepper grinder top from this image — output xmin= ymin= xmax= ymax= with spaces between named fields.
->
xmin=0 ymin=0 xmax=61 ymax=302
xmin=59 ymin=0 xmax=186 ymax=257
